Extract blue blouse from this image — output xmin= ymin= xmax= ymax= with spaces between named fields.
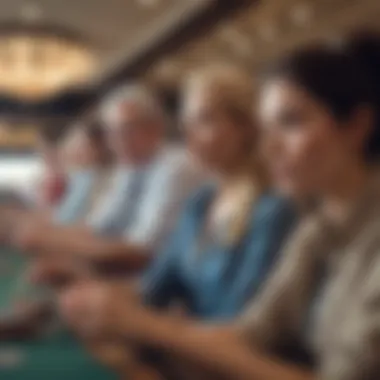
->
xmin=142 ymin=186 xmax=297 ymax=321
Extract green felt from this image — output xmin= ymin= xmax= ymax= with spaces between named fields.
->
xmin=0 ymin=248 xmax=117 ymax=380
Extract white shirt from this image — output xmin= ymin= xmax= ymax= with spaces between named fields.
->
xmin=87 ymin=145 xmax=205 ymax=250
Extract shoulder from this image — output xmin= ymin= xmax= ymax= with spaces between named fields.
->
xmin=254 ymin=191 xmax=297 ymax=225
xmin=175 ymin=184 xmax=215 ymax=219
xmin=155 ymin=145 xmax=201 ymax=176
xmin=152 ymin=145 xmax=206 ymax=190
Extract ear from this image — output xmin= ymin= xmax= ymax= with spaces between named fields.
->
xmin=347 ymin=105 xmax=374 ymax=151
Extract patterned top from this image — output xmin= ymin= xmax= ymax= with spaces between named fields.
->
xmin=238 ymin=173 xmax=380 ymax=380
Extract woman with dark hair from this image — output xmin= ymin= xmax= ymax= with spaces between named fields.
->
xmin=56 ymin=32 xmax=380 ymax=380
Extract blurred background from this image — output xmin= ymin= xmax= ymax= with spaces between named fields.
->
xmin=0 ymin=0 xmax=378 ymax=188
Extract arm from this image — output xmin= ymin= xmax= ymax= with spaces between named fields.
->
xmin=60 ymin=251 xmax=316 ymax=380
xmin=119 ymin=215 xmax=321 ymax=379
xmin=316 ymin=247 xmax=380 ymax=380
xmin=0 ymin=299 xmax=53 ymax=341
xmin=113 ymin=305 xmax=314 ymax=380
xmin=59 ymin=282 xmax=314 ymax=380
xmin=21 ymin=224 xmax=151 ymax=273
xmin=84 ymin=339 xmax=164 ymax=380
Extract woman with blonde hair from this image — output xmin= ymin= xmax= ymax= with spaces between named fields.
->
xmin=53 ymin=64 xmax=297 ymax=378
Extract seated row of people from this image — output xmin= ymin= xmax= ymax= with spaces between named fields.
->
xmin=15 ymin=85 xmax=205 ymax=272
xmin=3 ymin=30 xmax=380 ymax=380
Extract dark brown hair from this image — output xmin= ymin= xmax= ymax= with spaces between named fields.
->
xmin=263 ymin=30 xmax=380 ymax=162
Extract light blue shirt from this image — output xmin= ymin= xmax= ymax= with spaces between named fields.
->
xmin=88 ymin=145 xmax=205 ymax=250
xmin=54 ymin=169 xmax=100 ymax=224
xmin=142 ymin=186 xmax=297 ymax=321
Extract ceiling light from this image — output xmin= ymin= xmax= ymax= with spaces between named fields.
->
xmin=0 ymin=33 xmax=95 ymax=100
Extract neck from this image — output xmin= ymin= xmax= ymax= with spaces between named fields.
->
xmin=119 ymin=144 xmax=162 ymax=168
xmin=217 ymin=160 xmax=258 ymax=192
xmin=322 ymin=161 xmax=371 ymax=223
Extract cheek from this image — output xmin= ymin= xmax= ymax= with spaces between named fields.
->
xmin=284 ymin=124 xmax=345 ymax=192
xmin=187 ymin=129 xmax=220 ymax=157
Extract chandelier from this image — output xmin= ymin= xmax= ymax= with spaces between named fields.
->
xmin=0 ymin=30 xmax=95 ymax=100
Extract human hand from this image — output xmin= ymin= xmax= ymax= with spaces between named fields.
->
xmin=28 ymin=257 xmax=91 ymax=289
xmin=11 ymin=217 xmax=45 ymax=252
xmin=58 ymin=280 xmax=141 ymax=340
xmin=87 ymin=339 xmax=164 ymax=380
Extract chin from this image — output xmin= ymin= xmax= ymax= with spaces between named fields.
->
xmin=274 ymin=180 xmax=300 ymax=198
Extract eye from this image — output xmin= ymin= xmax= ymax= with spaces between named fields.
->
xmin=277 ymin=106 xmax=308 ymax=130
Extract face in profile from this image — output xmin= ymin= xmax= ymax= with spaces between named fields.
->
xmin=105 ymin=102 xmax=162 ymax=162
xmin=182 ymin=90 xmax=251 ymax=172
xmin=259 ymin=79 xmax=360 ymax=198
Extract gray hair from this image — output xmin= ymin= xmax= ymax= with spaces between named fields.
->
xmin=100 ymin=83 xmax=168 ymax=126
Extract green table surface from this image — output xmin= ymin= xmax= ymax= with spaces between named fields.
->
xmin=0 ymin=248 xmax=118 ymax=380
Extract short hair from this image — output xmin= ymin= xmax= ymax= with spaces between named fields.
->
xmin=182 ymin=63 xmax=254 ymax=125
xmin=263 ymin=31 xmax=380 ymax=162
xmin=100 ymin=83 xmax=169 ymax=127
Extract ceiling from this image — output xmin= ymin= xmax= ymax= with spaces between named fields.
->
xmin=145 ymin=0 xmax=380 ymax=88
xmin=0 ymin=0 xmax=378 ymax=100
xmin=0 ymin=0 xmax=212 ymax=85
xmin=1 ymin=0 xmax=380 ymax=151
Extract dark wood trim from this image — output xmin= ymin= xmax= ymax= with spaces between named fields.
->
xmin=98 ymin=0 xmax=256 ymax=94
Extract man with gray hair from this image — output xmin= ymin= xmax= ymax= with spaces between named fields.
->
xmin=16 ymin=83 xmax=204 ymax=273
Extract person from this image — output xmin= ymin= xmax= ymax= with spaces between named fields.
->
xmin=57 ymin=32 xmax=380 ymax=380
xmin=140 ymin=65 xmax=296 ymax=321
xmin=0 ymin=122 xmax=111 ymax=340
xmin=0 ymin=124 xmax=67 ymax=242
xmin=55 ymin=119 xmax=112 ymax=224
xmin=13 ymin=84 xmax=204 ymax=273
xmin=48 ymin=64 xmax=297 ymax=377
xmin=35 ymin=123 xmax=67 ymax=212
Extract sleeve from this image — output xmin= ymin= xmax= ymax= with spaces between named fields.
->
xmin=86 ymin=173 xmax=125 ymax=236
xmin=225 ymin=200 xmax=298 ymax=318
xmin=54 ymin=174 xmax=83 ymax=224
xmin=125 ymin=157 xmax=203 ymax=250
xmin=250 ymin=200 xmax=299 ymax=293
xmin=318 ymin=248 xmax=380 ymax=380
xmin=236 ymin=217 xmax=325 ymax=351
xmin=140 ymin=205 xmax=190 ymax=309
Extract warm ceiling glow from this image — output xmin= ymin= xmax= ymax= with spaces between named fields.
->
xmin=0 ymin=34 xmax=95 ymax=100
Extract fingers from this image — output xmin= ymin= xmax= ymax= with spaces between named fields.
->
xmin=56 ymin=280 xmax=131 ymax=339
xmin=28 ymin=258 xmax=83 ymax=289
xmin=57 ymin=281 xmax=106 ymax=336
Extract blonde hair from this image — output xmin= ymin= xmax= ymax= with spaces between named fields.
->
xmin=183 ymin=64 xmax=267 ymax=246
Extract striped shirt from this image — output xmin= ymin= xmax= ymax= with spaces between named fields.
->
xmin=87 ymin=145 xmax=205 ymax=250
